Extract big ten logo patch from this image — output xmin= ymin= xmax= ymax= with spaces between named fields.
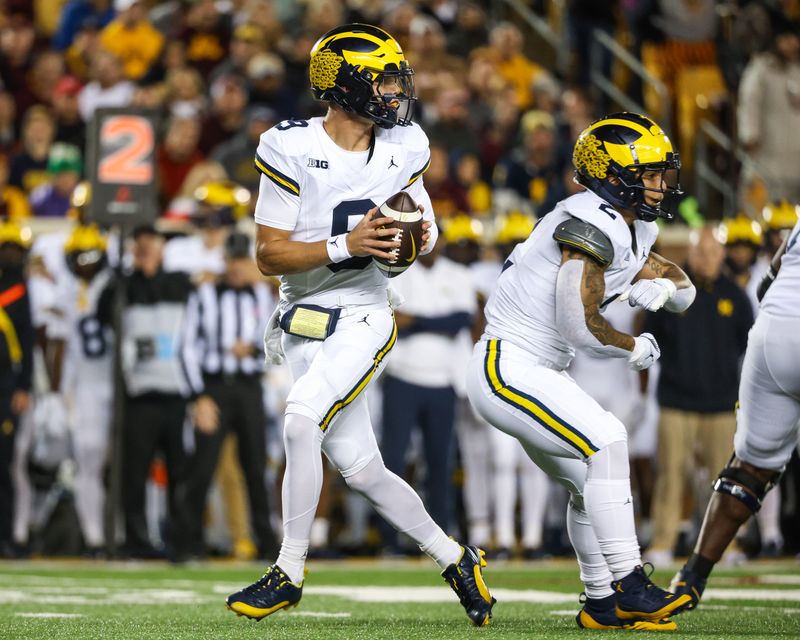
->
xmin=307 ymin=158 xmax=329 ymax=169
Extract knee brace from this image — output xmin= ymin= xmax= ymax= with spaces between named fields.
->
xmin=713 ymin=459 xmax=775 ymax=514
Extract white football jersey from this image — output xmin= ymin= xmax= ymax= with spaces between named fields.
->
xmin=761 ymin=219 xmax=800 ymax=318
xmin=48 ymin=269 xmax=114 ymax=393
xmin=386 ymin=256 xmax=478 ymax=390
xmin=253 ymin=117 xmax=435 ymax=310
xmin=483 ymin=190 xmax=658 ymax=370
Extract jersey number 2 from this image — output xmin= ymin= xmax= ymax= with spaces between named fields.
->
xmin=328 ymin=199 xmax=376 ymax=272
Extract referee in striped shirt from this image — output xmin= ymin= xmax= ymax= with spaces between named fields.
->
xmin=184 ymin=232 xmax=278 ymax=558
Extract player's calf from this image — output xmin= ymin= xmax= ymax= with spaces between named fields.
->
xmin=670 ymin=457 xmax=779 ymax=610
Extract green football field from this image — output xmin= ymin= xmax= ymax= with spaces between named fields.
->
xmin=1 ymin=558 xmax=798 ymax=639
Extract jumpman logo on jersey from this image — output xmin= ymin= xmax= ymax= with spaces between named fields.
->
xmin=358 ymin=314 xmax=371 ymax=326
xmin=388 ymin=156 xmax=398 ymax=169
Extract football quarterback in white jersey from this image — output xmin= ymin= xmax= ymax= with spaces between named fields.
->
xmin=226 ymin=24 xmax=495 ymax=627
xmin=47 ymin=224 xmax=113 ymax=552
xmin=467 ymin=112 xmax=698 ymax=630
xmin=672 ymin=216 xmax=800 ymax=609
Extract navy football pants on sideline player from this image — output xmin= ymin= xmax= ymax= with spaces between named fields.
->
xmin=379 ymin=374 xmax=456 ymax=549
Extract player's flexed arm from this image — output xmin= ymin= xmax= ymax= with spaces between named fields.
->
xmin=555 ymin=247 xmax=660 ymax=371
xmin=624 ymin=251 xmax=696 ymax=312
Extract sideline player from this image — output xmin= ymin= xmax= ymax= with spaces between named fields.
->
xmin=225 ymin=24 xmax=495 ymax=626
xmin=47 ymin=224 xmax=113 ymax=554
xmin=671 ymin=215 xmax=800 ymax=607
xmin=467 ymin=113 xmax=697 ymax=630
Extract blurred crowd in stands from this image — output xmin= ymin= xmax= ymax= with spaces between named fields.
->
xmin=0 ymin=0 xmax=799 ymax=563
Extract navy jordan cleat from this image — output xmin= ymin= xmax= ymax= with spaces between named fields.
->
xmin=226 ymin=564 xmax=303 ymax=620
xmin=669 ymin=567 xmax=706 ymax=610
xmin=442 ymin=545 xmax=496 ymax=626
xmin=576 ymin=593 xmax=677 ymax=631
xmin=614 ymin=564 xmax=692 ymax=622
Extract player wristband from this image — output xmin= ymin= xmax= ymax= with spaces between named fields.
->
xmin=326 ymin=234 xmax=352 ymax=263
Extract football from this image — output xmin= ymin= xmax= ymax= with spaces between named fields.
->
xmin=373 ymin=191 xmax=425 ymax=278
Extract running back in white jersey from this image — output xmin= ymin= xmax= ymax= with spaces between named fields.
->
xmin=48 ymin=269 xmax=114 ymax=393
xmin=760 ymin=219 xmax=800 ymax=318
xmin=253 ymin=117 xmax=434 ymax=311
xmin=483 ymin=190 xmax=659 ymax=370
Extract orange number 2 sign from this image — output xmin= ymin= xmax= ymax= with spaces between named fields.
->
xmin=98 ymin=116 xmax=154 ymax=185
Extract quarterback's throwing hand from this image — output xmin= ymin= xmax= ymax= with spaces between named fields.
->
xmin=621 ymin=278 xmax=677 ymax=311
xmin=346 ymin=207 xmax=402 ymax=260
xmin=627 ymin=333 xmax=660 ymax=371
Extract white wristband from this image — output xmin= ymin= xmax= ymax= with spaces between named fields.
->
xmin=326 ymin=234 xmax=352 ymax=263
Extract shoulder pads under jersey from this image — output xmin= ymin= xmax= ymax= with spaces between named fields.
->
xmin=553 ymin=217 xmax=614 ymax=268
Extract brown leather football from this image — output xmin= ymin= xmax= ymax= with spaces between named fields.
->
xmin=373 ymin=192 xmax=425 ymax=278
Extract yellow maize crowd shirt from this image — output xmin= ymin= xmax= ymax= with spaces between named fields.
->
xmin=99 ymin=20 xmax=164 ymax=80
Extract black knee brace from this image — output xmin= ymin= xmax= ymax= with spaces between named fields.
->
xmin=713 ymin=462 xmax=773 ymax=514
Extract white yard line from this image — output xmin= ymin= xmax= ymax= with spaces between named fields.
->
xmin=16 ymin=612 xmax=84 ymax=618
xmin=3 ymin=580 xmax=800 ymax=610
xmin=701 ymin=604 xmax=800 ymax=614
xmin=704 ymin=588 xmax=800 ymax=601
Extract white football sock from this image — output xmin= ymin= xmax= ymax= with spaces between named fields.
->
xmin=276 ymin=536 xmax=308 ymax=585
xmin=566 ymin=496 xmax=614 ymax=599
xmin=275 ymin=412 xmax=324 ymax=584
xmin=584 ymin=442 xmax=641 ymax=580
xmin=343 ymin=455 xmax=461 ymax=569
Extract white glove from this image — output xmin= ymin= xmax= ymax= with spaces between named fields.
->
xmin=627 ymin=333 xmax=661 ymax=371
xmin=621 ymin=278 xmax=677 ymax=311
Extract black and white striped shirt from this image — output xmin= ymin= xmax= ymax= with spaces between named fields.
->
xmin=192 ymin=281 xmax=276 ymax=377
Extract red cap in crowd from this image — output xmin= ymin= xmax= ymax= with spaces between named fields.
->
xmin=53 ymin=76 xmax=83 ymax=98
